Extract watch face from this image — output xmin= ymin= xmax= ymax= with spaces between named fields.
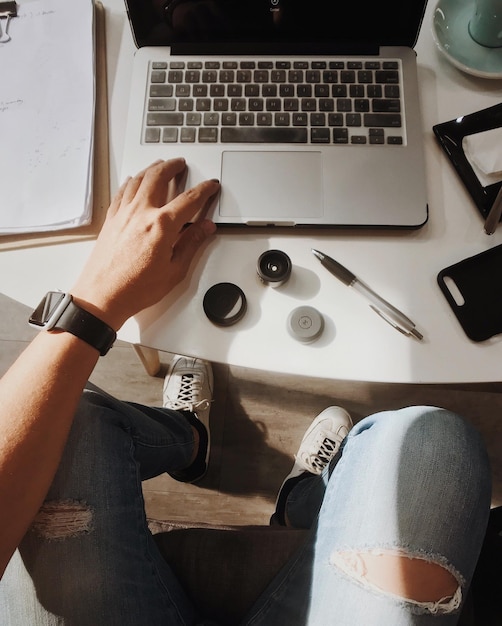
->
xmin=29 ymin=292 xmax=70 ymax=328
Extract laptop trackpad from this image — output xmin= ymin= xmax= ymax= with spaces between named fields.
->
xmin=219 ymin=151 xmax=323 ymax=222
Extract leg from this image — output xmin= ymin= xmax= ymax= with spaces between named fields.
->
xmin=245 ymin=406 xmax=491 ymax=625
xmin=0 ymin=374 xmax=210 ymax=626
xmin=133 ymin=344 xmax=161 ymax=377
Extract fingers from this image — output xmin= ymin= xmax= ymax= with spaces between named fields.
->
xmin=111 ymin=158 xmax=220 ymax=231
xmin=162 ymin=178 xmax=220 ymax=230
xmin=133 ymin=158 xmax=188 ymax=208
xmin=116 ymin=158 xmax=187 ymax=209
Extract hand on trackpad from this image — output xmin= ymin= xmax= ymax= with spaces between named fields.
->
xmin=219 ymin=151 xmax=323 ymax=222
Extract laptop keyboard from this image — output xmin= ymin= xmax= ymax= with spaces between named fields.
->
xmin=143 ymin=59 xmax=405 ymax=146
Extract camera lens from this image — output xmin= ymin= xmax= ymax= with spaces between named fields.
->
xmin=257 ymin=250 xmax=292 ymax=287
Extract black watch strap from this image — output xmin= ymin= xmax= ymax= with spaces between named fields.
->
xmin=55 ymin=301 xmax=116 ymax=356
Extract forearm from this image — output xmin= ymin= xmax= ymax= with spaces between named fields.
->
xmin=0 ymin=330 xmax=99 ymax=575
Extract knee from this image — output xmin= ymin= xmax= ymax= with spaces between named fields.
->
xmin=30 ymin=501 xmax=93 ymax=540
xmin=358 ymin=406 xmax=489 ymax=469
xmin=331 ymin=549 xmax=462 ymax=615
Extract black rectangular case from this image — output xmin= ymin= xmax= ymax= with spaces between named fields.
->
xmin=437 ymin=244 xmax=502 ymax=342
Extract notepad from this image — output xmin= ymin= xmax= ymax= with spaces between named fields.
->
xmin=0 ymin=0 xmax=95 ymax=234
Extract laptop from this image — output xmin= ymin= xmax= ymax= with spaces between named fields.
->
xmin=121 ymin=0 xmax=429 ymax=229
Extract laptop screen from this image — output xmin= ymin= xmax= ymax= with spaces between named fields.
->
xmin=126 ymin=0 xmax=428 ymax=50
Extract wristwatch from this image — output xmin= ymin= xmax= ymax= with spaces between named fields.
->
xmin=29 ymin=291 xmax=116 ymax=356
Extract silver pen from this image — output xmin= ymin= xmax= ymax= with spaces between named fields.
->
xmin=312 ymin=249 xmax=423 ymax=340
xmin=484 ymin=185 xmax=502 ymax=235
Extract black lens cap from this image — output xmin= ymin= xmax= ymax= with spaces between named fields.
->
xmin=203 ymin=282 xmax=247 ymax=326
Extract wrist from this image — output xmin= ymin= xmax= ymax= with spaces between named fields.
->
xmin=29 ymin=292 xmax=117 ymax=356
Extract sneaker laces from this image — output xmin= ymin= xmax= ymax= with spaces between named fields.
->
xmin=165 ymin=373 xmax=212 ymax=412
xmin=299 ymin=436 xmax=338 ymax=474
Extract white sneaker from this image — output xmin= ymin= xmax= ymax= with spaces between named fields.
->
xmin=293 ymin=406 xmax=353 ymax=476
xmin=272 ymin=406 xmax=353 ymax=525
xmin=163 ymin=355 xmax=213 ymax=483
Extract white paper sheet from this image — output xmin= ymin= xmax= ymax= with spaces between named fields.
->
xmin=463 ymin=127 xmax=502 ymax=186
xmin=0 ymin=0 xmax=95 ymax=233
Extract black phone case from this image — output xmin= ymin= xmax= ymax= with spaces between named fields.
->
xmin=437 ymin=244 xmax=502 ymax=342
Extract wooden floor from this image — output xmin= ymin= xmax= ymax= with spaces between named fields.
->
xmin=2 ymin=292 xmax=502 ymax=527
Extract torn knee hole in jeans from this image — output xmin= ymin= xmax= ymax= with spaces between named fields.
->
xmin=330 ymin=549 xmax=463 ymax=615
xmin=30 ymin=500 xmax=93 ymax=540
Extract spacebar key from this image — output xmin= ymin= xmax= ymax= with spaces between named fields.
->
xmin=221 ymin=128 xmax=308 ymax=143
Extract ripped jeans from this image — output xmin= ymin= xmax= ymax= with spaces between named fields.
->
xmin=0 ymin=387 xmax=491 ymax=626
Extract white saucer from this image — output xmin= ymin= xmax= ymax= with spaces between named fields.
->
xmin=432 ymin=0 xmax=502 ymax=79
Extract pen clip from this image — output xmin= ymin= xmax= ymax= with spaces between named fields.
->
xmin=369 ymin=304 xmax=411 ymax=336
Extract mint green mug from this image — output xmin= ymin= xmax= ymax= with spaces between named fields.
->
xmin=469 ymin=0 xmax=502 ymax=47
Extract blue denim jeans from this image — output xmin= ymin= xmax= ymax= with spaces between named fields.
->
xmin=0 ymin=387 xmax=491 ymax=625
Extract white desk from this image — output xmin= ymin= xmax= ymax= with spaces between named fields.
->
xmin=1 ymin=0 xmax=502 ymax=383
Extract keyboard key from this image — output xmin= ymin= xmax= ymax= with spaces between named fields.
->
xmin=196 ymin=99 xmax=211 ymax=111
xmin=319 ymin=99 xmax=335 ymax=113
xmin=254 ymin=70 xmax=269 ymax=82
xmin=328 ymin=113 xmax=344 ymax=126
xmin=336 ymin=98 xmax=352 ymax=112
xmin=239 ymin=112 xmax=255 ymax=126
xmin=351 ymin=135 xmax=367 ymax=144
xmin=301 ymin=99 xmax=316 ymax=112
xmin=297 ymin=85 xmax=312 ymax=97
xmin=150 ymin=70 xmax=166 ymax=83
xmin=214 ymin=98 xmax=229 ymax=111
xmin=178 ymin=99 xmax=194 ymax=111
xmin=266 ymin=98 xmax=281 ymax=111
xmin=222 ymin=112 xmax=237 ymax=125
xmin=354 ymin=99 xmax=370 ymax=112
xmin=364 ymin=113 xmax=402 ymax=127
xmin=231 ymin=98 xmax=246 ymax=111
xmin=284 ymin=98 xmax=299 ymax=111
xmin=186 ymin=113 xmax=201 ymax=125
xmin=147 ymin=112 xmax=183 ymax=126
xmin=210 ymin=84 xmax=225 ymax=96
xmin=162 ymin=128 xmax=178 ymax=142
xmin=275 ymin=112 xmax=290 ymax=126
xmin=372 ymin=99 xmax=401 ymax=112
xmin=237 ymin=70 xmax=252 ymax=82
xmin=262 ymin=84 xmax=277 ymax=97
xmin=310 ymin=113 xmax=326 ymax=126
xmin=341 ymin=70 xmax=356 ymax=83
xmin=168 ymin=70 xmax=183 ymax=83
xmin=221 ymin=127 xmax=308 ymax=142
xmin=148 ymin=98 xmax=175 ymax=111
xmin=375 ymin=70 xmax=399 ymax=83
xmin=385 ymin=84 xmax=400 ymax=98
xmin=202 ymin=70 xmax=218 ymax=82
xmin=227 ymin=84 xmax=242 ymax=97
xmin=311 ymin=128 xmax=330 ymax=143
xmin=199 ymin=128 xmax=218 ymax=142
xmin=193 ymin=85 xmax=208 ymax=97
xmin=333 ymin=128 xmax=349 ymax=143
xmin=257 ymin=113 xmax=272 ymax=125
xmin=204 ymin=112 xmax=219 ymax=125
xmin=293 ymin=113 xmax=308 ymax=126
xmin=346 ymin=113 xmax=362 ymax=126
xmin=249 ymin=98 xmax=265 ymax=111
xmin=315 ymin=84 xmax=330 ymax=97
xmin=150 ymin=84 xmax=173 ymax=97
xmin=245 ymin=84 xmax=260 ymax=97
xmin=144 ymin=127 xmax=160 ymax=142
xmin=332 ymin=85 xmax=347 ymax=97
